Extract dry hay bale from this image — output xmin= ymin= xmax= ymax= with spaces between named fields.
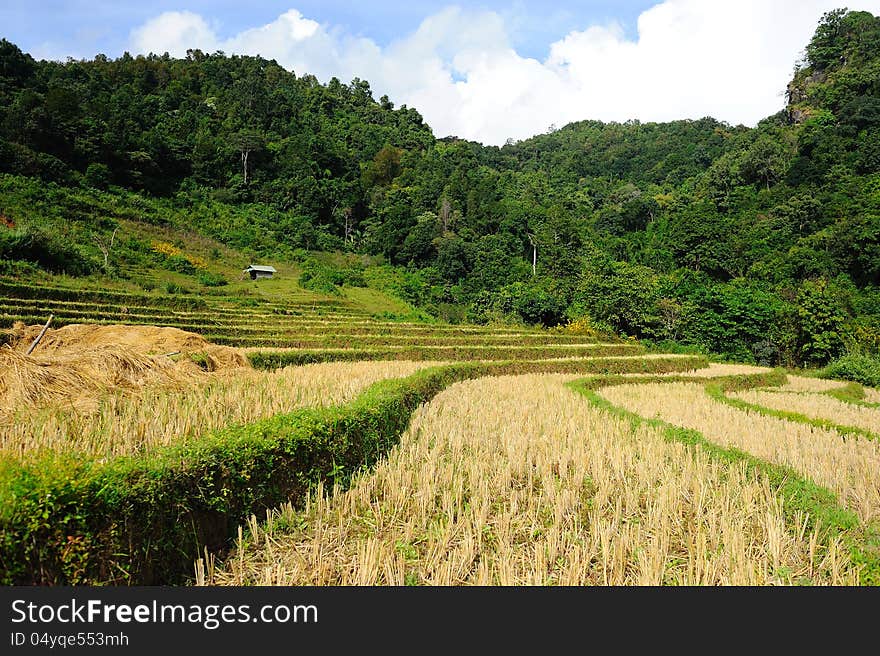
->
xmin=0 ymin=344 xmax=207 ymax=417
xmin=200 ymin=344 xmax=250 ymax=371
xmin=4 ymin=323 xmax=248 ymax=371
xmin=0 ymin=322 xmax=248 ymax=417
xmin=2 ymin=321 xmax=41 ymax=347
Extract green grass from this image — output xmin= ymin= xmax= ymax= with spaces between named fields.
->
xmin=826 ymin=383 xmax=880 ymax=408
xmin=342 ymin=285 xmax=426 ymax=319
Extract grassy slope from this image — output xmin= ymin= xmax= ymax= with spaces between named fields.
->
xmin=0 ymin=177 xmax=422 ymax=321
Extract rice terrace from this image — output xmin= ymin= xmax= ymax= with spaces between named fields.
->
xmin=2 ymin=276 xmax=878 ymax=587
xmin=2 ymin=5 xmax=880 ymax=589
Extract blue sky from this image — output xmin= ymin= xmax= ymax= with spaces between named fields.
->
xmin=1 ymin=1 xmax=650 ymax=61
xmin=3 ymin=2 xmax=880 ymax=144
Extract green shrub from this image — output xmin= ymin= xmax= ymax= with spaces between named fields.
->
xmin=248 ymin=344 xmax=654 ymax=368
xmin=299 ymin=272 xmax=341 ymax=295
xmin=796 ymin=278 xmax=846 ymax=365
xmin=679 ymin=280 xmax=788 ymax=364
xmin=437 ymin=303 xmax=466 ymax=324
xmin=163 ymin=281 xmax=189 ymax=295
xmin=298 ymin=257 xmax=366 ymax=295
xmin=197 ymin=271 xmax=228 ymax=287
xmin=0 ymin=259 xmax=41 ymax=276
xmin=821 ymin=353 xmax=880 ymax=387
xmin=84 ymin=163 xmax=112 ymax=190
xmin=163 ymin=254 xmax=197 ymax=275
xmin=0 ymin=227 xmax=97 ymax=275
xmin=575 ymin=261 xmax=661 ymax=337
xmin=470 ymin=282 xmax=567 ymax=327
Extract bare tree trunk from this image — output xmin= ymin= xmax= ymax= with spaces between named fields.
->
xmin=344 ymin=208 xmax=354 ymax=243
xmin=233 ymin=132 xmax=263 ymax=186
xmin=440 ymin=198 xmax=452 ymax=233
xmin=107 ymin=228 xmax=118 ymax=269
xmin=528 ymin=234 xmax=537 ymax=277
xmin=94 ymin=228 xmax=119 ymax=272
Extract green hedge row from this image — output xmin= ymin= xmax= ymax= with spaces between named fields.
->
xmin=706 ymin=382 xmax=880 ymax=442
xmin=0 ymin=354 xmax=705 ymax=586
xmin=248 ymin=344 xmax=645 ymax=367
xmin=569 ymin=369 xmax=788 ymax=394
xmin=208 ymin=324 xmax=557 ymax=340
xmin=827 ymin=383 xmax=880 ymax=408
xmin=207 ymin=334 xmax=604 ymax=348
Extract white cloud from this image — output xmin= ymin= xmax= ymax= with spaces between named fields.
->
xmin=129 ymin=1 xmax=880 ymax=145
xmin=130 ymin=11 xmax=218 ymax=56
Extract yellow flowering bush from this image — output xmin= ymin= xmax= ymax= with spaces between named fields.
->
xmin=151 ymin=242 xmax=209 ymax=271
xmin=152 ymin=241 xmax=182 ymax=258
xmin=557 ymin=316 xmax=599 ymax=337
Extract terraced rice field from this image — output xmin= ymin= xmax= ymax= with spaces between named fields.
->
xmin=3 ymin=277 xmax=878 ymax=586
xmin=206 ymin=365 xmax=879 ymax=586
xmin=863 ymin=387 xmax=880 ymax=404
xmin=0 ymin=278 xmax=654 ymax=371
xmin=0 ymin=278 xmax=610 ymax=356
xmin=2 ymin=360 xmax=444 ymax=460
xmin=599 ymin=382 xmax=880 ymax=523
xmin=209 ymin=374 xmax=857 ymax=585
xmin=729 ymin=389 xmax=880 ymax=435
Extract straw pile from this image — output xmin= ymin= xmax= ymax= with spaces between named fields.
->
xmin=0 ymin=322 xmax=249 ymax=417
xmin=4 ymin=322 xmax=248 ymax=369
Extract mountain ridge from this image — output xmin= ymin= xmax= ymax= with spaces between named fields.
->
xmin=0 ymin=7 xmax=879 ymax=367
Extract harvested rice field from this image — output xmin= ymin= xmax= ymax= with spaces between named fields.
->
xmin=730 ymin=388 xmax=880 ymax=435
xmin=2 ymin=277 xmax=878 ymax=587
xmin=635 ymin=363 xmax=773 ymax=378
xmin=776 ymin=375 xmax=850 ymax=393
xmin=2 ymin=359 xmax=444 ymax=459
xmin=598 ymin=382 xmax=880 ymax=523
xmin=206 ymin=375 xmax=858 ymax=586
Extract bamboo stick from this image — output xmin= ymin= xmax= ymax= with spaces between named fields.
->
xmin=25 ymin=314 xmax=53 ymax=355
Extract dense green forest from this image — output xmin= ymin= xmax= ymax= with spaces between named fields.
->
xmin=1 ymin=8 xmax=879 ymax=367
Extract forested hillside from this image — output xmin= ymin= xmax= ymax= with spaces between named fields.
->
xmin=1 ymin=8 xmax=879 ymax=367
